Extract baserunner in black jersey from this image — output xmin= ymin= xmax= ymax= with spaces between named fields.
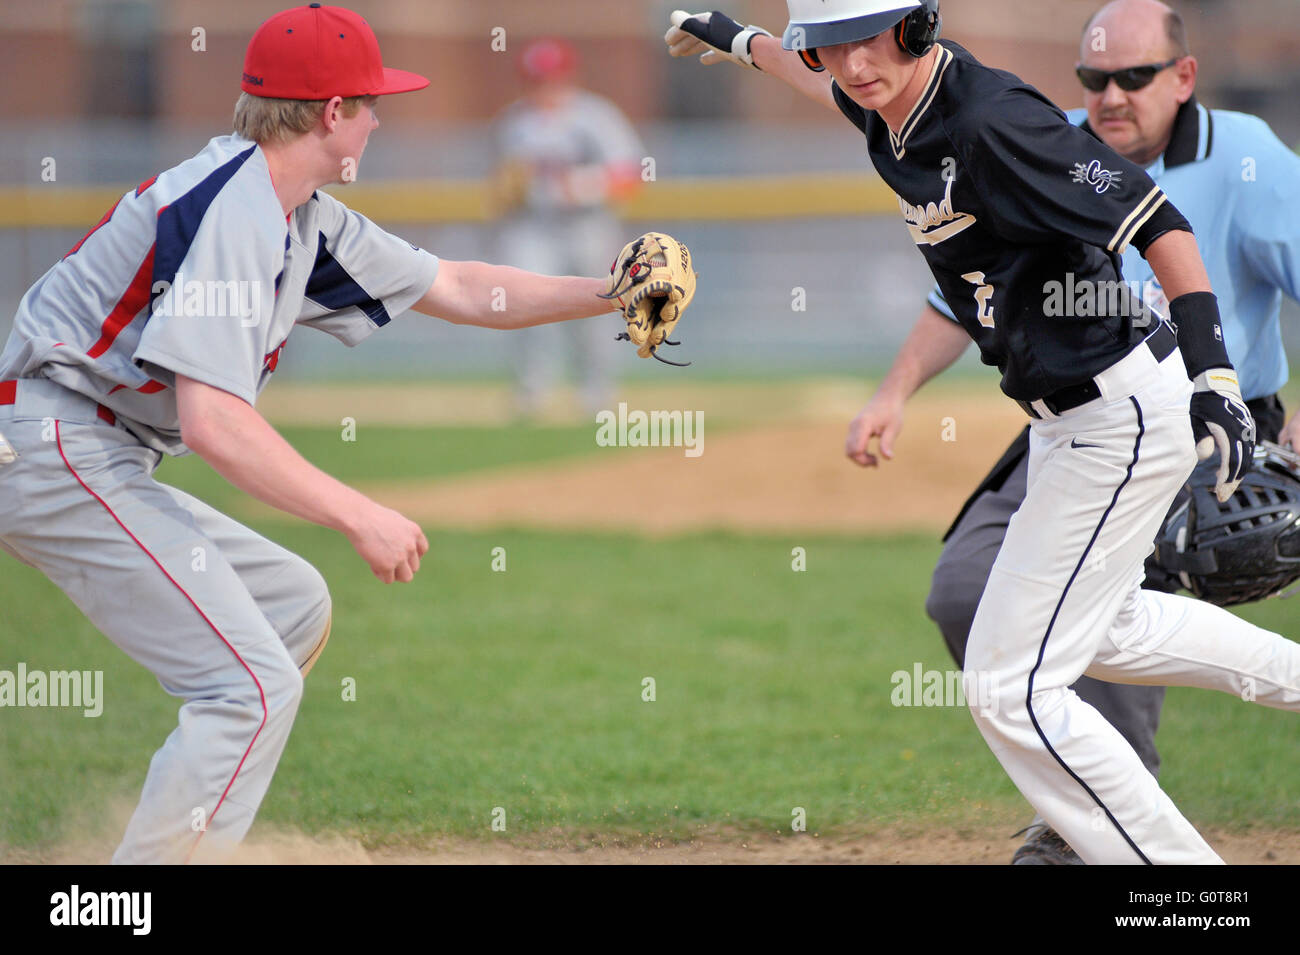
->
xmin=666 ymin=1 xmax=1300 ymax=863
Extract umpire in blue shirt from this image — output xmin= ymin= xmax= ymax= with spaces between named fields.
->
xmin=846 ymin=0 xmax=1300 ymax=863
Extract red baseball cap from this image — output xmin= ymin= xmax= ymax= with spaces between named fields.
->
xmin=519 ymin=38 xmax=579 ymax=81
xmin=241 ymin=4 xmax=429 ymax=99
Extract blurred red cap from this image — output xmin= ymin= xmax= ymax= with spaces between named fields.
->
xmin=241 ymin=4 xmax=429 ymax=99
xmin=519 ymin=38 xmax=579 ymax=81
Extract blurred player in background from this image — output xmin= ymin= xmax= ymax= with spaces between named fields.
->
xmin=846 ymin=0 xmax=1300 ymax=863
xmin=491 ymin=38 xmax=646 ymax=419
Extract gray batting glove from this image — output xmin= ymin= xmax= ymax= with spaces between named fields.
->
xmin=666 ymin=9 xmax=771 ymax=69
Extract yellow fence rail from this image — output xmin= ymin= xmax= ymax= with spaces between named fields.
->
xmin=0 ymin=173 xmax=901 ymax=229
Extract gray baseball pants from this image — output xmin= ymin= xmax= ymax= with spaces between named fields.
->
xmin=0 ymin=379 xmax=331 ymax=863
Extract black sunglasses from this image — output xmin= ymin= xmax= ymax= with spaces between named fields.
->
xmin=1075 ymin=57 xmax=1182 ymax=93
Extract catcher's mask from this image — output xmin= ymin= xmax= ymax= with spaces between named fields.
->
xmin=1153 ymin=441 xmax=1300 ymax=606
xmin=783 ymin=0 xmax=941 ymax=72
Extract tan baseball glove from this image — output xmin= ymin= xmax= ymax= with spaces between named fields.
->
xmin=599 ymin=232 xmax=697 ymax=366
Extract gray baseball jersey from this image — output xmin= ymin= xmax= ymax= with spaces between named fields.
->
xmin=0 ymin=133 xmax=438 ymax=454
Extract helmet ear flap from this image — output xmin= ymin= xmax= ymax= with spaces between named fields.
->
xmin=896 ymin=0 xmax=942 ymax=58
xmin=798 ymin=47 xmax=824 ymax=72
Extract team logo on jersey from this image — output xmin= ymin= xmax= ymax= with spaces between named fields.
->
xmin=898 ymin=176 xmax=977 ymax=246
xmin=1071 ymin=160 xmax=1124 ymax=194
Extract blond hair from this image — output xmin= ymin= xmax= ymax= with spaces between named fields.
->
xmin=233 ymin=92 xmax=375 ymax=145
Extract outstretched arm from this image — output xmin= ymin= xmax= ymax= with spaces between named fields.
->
xmin=416 ymin=233 xmax=697 ymax=368
xmin=750 ymin=35 xmax=836 ymax=110
xmin=665 ymin=10 xmax=836 ymax=112
xmin=413 ymin=260 xmax=613 ymax=330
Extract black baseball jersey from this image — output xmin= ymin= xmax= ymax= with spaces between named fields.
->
xmin=832 ymin=41 xmax=1190 ymax=400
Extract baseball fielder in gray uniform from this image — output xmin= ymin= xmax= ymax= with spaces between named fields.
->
xmin=0 ymin=4 xmax=690 ymax=863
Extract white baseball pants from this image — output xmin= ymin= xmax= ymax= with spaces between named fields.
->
xmin=965 ymin=342 xmax=1300 ymax=864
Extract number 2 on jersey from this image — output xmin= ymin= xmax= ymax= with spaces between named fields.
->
xmin=961 ymin=271 xmax=995 ymax=328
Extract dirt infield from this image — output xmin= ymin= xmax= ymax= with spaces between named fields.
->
xmin=15 ymin=825 xmax=1300 ymax=865
xmin=254 ymin=381 xmax=1030 ymax=535
xmin=358 ymin=395 xmax=1028 ymax=536
xmin=368 ymin=827 xmax=1300 ymax=865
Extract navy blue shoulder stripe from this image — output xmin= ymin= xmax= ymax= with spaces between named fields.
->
xmin=304 ymin=231 xmax=391 ymax=327
xmin=152 ymin=145 xmax=257 ymax=301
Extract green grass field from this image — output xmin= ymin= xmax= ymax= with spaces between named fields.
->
xmin=2 ymin=419 xmax=1298 ymax=855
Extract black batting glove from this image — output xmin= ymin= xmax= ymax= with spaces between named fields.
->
xmin=1168 ymin=291 xmax=1256 ymax=502
xmin=665 ymin=10 xmax=771 ymax=69
xmin=1190 ymin=369 xmax=1256 ymax=502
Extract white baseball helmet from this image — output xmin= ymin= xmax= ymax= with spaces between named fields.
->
xmin=782 ymin=0 xmax=940 ymax=69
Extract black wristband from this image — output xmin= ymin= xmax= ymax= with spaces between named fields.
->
xmin=1168 ymin=291 xmax=1232 ymax=379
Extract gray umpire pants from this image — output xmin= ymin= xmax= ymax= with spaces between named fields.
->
xmin=0 ymin=379 xmax=332 ymax=863
xmin=927 ymin=396 xmax=1286 ymax=779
